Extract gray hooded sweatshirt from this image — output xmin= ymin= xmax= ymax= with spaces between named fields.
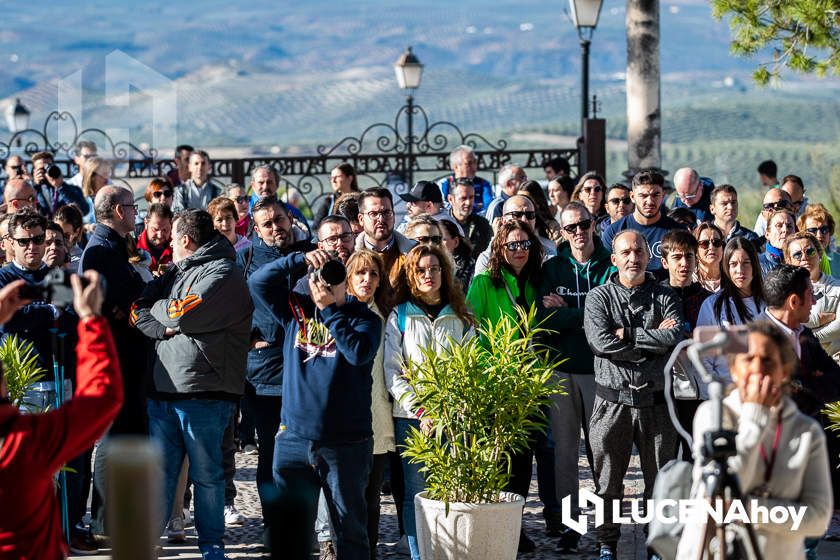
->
xmin=583 ymin=272 xmax=683 ymax=396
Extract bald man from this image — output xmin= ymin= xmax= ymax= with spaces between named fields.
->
xmin=4 ymin=155 xmax=27 ymax=183
xmin=753 ymin=187 xmax=793 ymax=238
xmin=583 ymin=229 xmax=682 ymax=558
xmin=671 ymin=167 xmax=714 ymax=222
xmin=472 ymin=194 xmax=557 ymax=276
xmin=3 ymin=178 xmax=37 ymax=213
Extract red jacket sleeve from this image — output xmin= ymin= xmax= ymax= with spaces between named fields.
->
xmin=2 ymin=316 xmax=124 ymax=474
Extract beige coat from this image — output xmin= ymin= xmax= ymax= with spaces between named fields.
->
xmin=677 ymin=392 xmax=832 ymax=559
xmin=369 ymin=303 xmax=395 ymax=455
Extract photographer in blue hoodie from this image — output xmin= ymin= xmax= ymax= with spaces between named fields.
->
xmin=249 ymin=247 xmax=382 ymax=560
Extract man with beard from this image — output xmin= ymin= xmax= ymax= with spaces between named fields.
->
xmin=601 ymin=170 xmax=684 ymax=278
xmin=43 ymin=223 xmax=70 ymax=270
xmin=354 ymin=187 xmax=416 ymax=290
xmin=237 ymin=196 xmax=316 ymax=544
xmin=137 ymin=203 xmax=174 ymax=274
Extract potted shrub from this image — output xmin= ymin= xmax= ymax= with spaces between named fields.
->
xmin=0 ymin=334 xmax=46 ymax=410
xmin=401 ymin=308 xmax=563 ymax=560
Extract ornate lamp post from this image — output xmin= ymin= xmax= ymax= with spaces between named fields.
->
xmin=394 ymin=46 xmax=423 ymax=187
xmin=5 ymin=98 xmax=31 ymax=147
xmin=568 ymin=0 xmax=604 ymax=134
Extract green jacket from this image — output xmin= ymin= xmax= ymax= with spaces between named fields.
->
xmin=537 ymin=240 xmax=615 ymax=374
xmin=467 ymin=267 xmax=536 ymax=329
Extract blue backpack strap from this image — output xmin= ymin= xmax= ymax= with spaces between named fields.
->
xmin=397 ymin=302 xmax=407 ymax=335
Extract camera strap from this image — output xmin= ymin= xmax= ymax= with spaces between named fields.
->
xmin=289 ymin=293 xmax=308 ymax=340
xmin=758 ymin=407 xmax=784 ymax=488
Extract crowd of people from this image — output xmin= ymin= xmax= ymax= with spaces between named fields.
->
xmin=0 ymin=143 xmax=837 ymax=560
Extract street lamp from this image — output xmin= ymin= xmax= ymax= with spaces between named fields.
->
xmin=569 ymin=0 xmax=604 ymax=130
xmin=5 ymin=98 xmax=31 ymax=147
xmin=394 ymin=46 xmax=423 ymax=187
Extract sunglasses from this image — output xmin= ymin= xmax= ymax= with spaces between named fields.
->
xmin=608 ymin=197 xmax=632 ymax=206
xmin=791 ymin=246 xmax=817 ymax=261
xmin=562 ymin=219 xmax=593 ymax=234
xmin=504 ymin=210 xmax=536 ymax=221
xmin=151 ymin=190 xmax=173 ymax=198
xmin=13 ymin=234 xmax=46 ymax=247
xmin=581 ymin=186 xmax=603 ymax=194
xmin=234 ymin=195 xmax=249 ymax=204
xmin=806 ymin=225 xmax=831 ymax=236
xmin=762 ymin=200 xmax=791 ymax=211
xmin=698 ymin=238 xmax=725 ymax=249
xmin=504 ymin=239 xmax=532 ymax=252
xmin=415 ymin=235 xmax=442 ymax=245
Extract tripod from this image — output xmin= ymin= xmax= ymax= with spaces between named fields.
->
xmin=661 ymin=334 xmax=764 ymax=560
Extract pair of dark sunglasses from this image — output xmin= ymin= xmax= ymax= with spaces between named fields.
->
xmin=152 ymin=190 xmax=173 ymax=198
xmin=762 ymin=200 xmax=791 ymax=211
xmin=698 ymin=238 xmax=724 ymax=249
xmin=608 ymin=197 xmax=631 ymax=205
xmin=791 ymin=246 xmax=817 ymax=261
xmin=13 ymin=234 xmax=46 ymax=247
xmin=562 ymin=219 xmax=592 ymax=234
xmin=806 ymin=225 xmax=830 ymax=236
xmin=504 ymin=239 xmax=532 ymax=251
xmin=416 ymin=235 xmax=442 ymax=245
xmin=504 ymin=210 xmax=536 ymax=221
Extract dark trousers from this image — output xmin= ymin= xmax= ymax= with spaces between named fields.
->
xmin=387 ymin=450 xmax=405 ymax=536
xmin=268 ymin=428 xmax=372 ymax=560
xmin=222 ymin=413 xmax=237 ymax=506
xmin=245 ymin=392 xmax=282 ymax=517
xmin=364 ymin=454 xmax=388 ymax=560
xmin=238 ymin=387 xmax=257 ymax=446
xmin=67 ymin=447 xmax=94 ymax=534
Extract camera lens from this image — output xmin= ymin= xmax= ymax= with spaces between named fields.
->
xmin=317 ymin=260 xmax=346 ymax=286
xmin=47 ymin=164 xmax=62 ymax=179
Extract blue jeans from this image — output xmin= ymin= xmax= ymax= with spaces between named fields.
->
xmin=394 ymin=418 xmax=425 ymax=560
xmin=147 ymin=398 xmax=234 ymax=552
xmin=268 ymin=427 xmax=372 ymax=560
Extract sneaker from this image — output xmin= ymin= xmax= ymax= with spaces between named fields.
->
xmin=201 ymin=544 xmax=228 ymax=560
xmin=69 ymin=532 xmax=99 ymax=555
xmin=166 ymin=514 xmax=186 ymax=543
xmin=224 ymin=504 xmax=246 ymax=526
xmin=556 ymin=528 xmax=580 ymax=553
xmin=518 ymin=529 xmax=536 ymax=553
xmin=599 ymin=545 xmax=616 ymax=560
xmin=319 ymin=540 xmax=337 ymax=560
xmin=242 ymin=443 xmax=258 ymax=455
xmin=182 ymin=508 xmax=193 ymax=527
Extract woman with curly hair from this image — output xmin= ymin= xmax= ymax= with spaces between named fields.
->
xmin=383 ymin=244 xmax=473 ymax=560
xmin=465 ymin=219 xmax=546 ymax=552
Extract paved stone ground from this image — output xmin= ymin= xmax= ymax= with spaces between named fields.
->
xmin=72 ymin=445 xmax=840 ymax=559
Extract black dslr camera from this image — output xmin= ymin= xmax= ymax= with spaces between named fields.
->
xmin=18 ymin=269 xmax=95 ymax=308
xmin=311 ymin=256 xmax=346 ymax=288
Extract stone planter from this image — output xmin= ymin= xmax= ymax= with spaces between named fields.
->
xmin=414 ymin=491 xmax=524 ymax=560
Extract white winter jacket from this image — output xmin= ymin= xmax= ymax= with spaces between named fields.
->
xmin=383 ymin=300 xmax=473 ymax=419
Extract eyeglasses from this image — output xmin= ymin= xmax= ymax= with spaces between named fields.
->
xmin=504 ymin=239 xmax=532 ymax=252
xmin=791 ymin=246 xmax=818 ymax=261
xmin=806 ymin=225 xmax=831 ymax=236
xmin=608 ymin=197 xmax=632 ymax=206
xmin=581 ymin=186 xmax=603 ymax=194
xmin=151 ymin=190 xmax=173 ymax=198
xmin=416 ymin=265 xmax=442 ymax=276
xmin=762 ymin=200 xmax=791 ymax=211
xmin=13 ymin=234 xmax=46 ymax=247
xmin=455 ymin=177 xmax=476 ymax=186
xmin=415 ymin=235 xmax=442 ymax=245
xmin=562 ymin=219 xmax=593 ymax=234
xmin=320 ymin=233 xmax=354 ymax=245
xmin=504 ymin=210 xmax=536 ymax=221
xmin=233 ymin=195 xmax=249 ymax=204
xmin=698 ymin=238 xmax=724 ymax=249
xmin=119 ymin=202 xmax=139 ymax=211
xmin=363 ymin=209 xmax=393 ymax=221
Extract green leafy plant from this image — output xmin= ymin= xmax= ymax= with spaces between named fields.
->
xmin=825 ymin=401 xmax=840 ymax=436
xmin=400 ymin=306 xmax=564 ymax=506
xmin=0 ymin=335 xmax=46 ymax=408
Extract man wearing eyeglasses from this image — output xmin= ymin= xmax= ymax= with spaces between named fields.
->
xmin=537 ymin=201 xmax=615 ymax=552
xmin=671 ymin=167 xmax=714 ymax=222
xmin=601 ymin=170 xmax=684 ymax=278
xmin=2 ymin=178 xmax=37 ymax=213
xmin=354 ymin=188 xmax=417 ymax=289
xmin=709 ymin=184 xmax=760 ymax=248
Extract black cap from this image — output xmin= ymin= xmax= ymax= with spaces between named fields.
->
xmin=399 ymin=181 xmax=443 ymax=204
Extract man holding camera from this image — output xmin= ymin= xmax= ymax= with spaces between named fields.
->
xmin=0 ymin=270 xmax=123 ymax=560
xmin=132 ymin=209 xmax=252 ymax=560
xmin=31 ymin=151 xmax=88 ymax=219
xmin=248 ymin=245 xmax=381 ymax=559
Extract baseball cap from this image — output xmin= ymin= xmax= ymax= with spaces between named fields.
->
xmin=399 ymin=181 xmax=443 ymax=204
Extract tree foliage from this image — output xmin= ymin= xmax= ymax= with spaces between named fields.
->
xmin=0 ymin=335 xmax=46 ymax=408
xmin=711 ymin=0 xmax=840 ymax=84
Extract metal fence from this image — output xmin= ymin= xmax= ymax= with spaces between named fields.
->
xmin=1 ymin=107 xmax=580 ymax=214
